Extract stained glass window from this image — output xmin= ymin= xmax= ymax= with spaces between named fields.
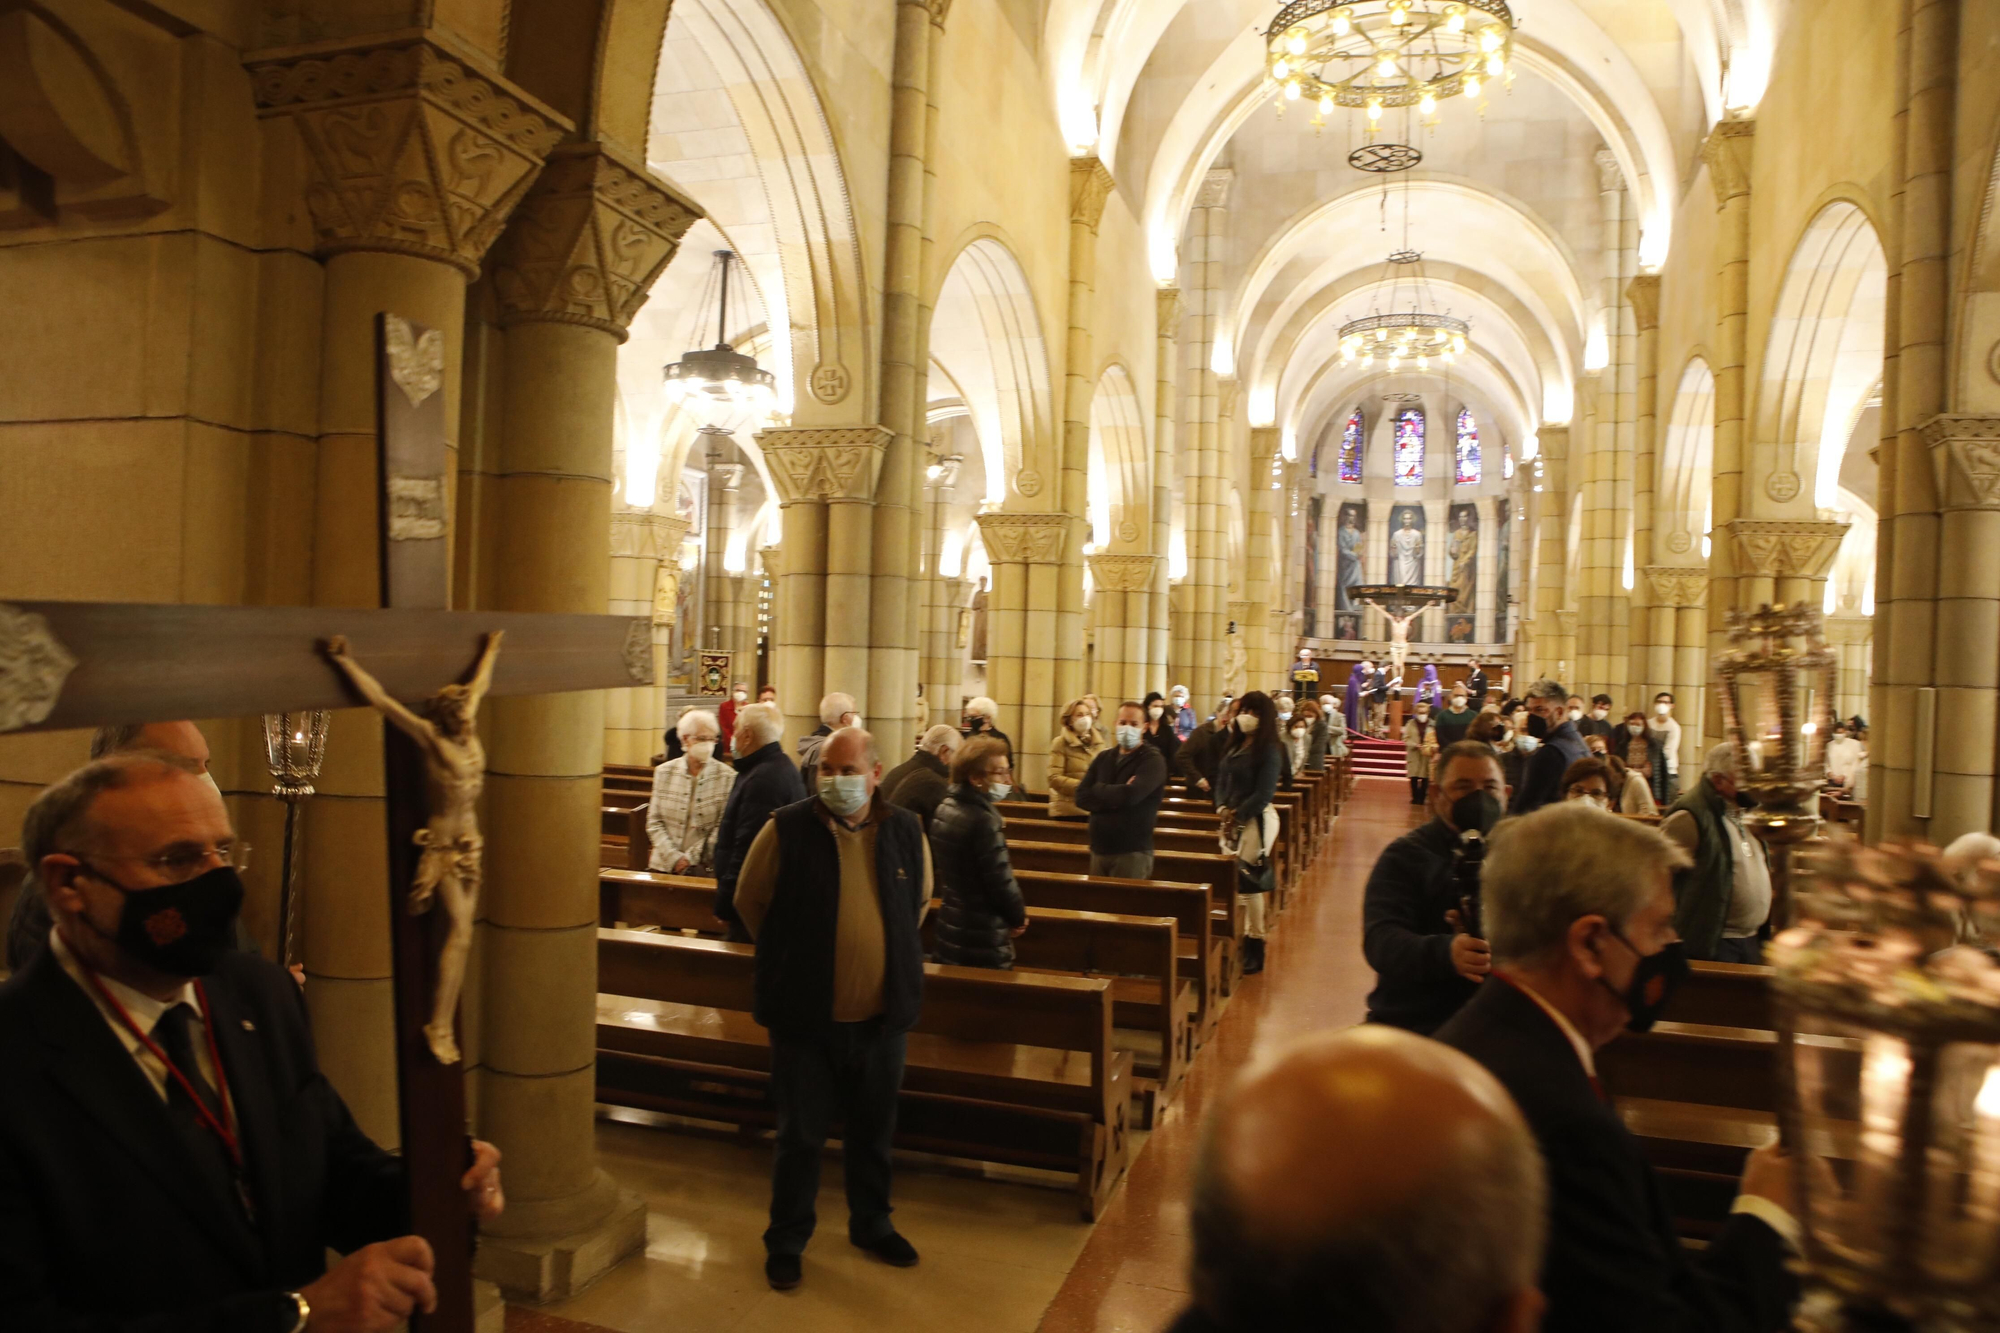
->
xmin=1455 ymin=407 xmax=1481 ymax=485
xmin=1338 ymin=409 xmax=1364 ymax=483
xmin=1393 ymin=409 xmax=1424 ymax=486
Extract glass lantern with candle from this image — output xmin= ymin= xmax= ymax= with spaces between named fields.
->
xmin=1776 ymin=839 xmax=2000 ymax=1330
xmin=1714 ymin=602 xmax=1839 ymax=831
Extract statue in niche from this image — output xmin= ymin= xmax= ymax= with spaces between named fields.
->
xmin=1391 ymin=508 xmax=1425 ymax=585
xmin=969 ymin=582 xmax=989 ymax=663
xmin=324 ymin=631 xmax=504 ymax=1065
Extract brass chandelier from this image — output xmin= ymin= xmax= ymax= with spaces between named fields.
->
xmin=1265 ymin=0 xmax=1517 ymax=133
xmin=1339 ymin=250 xmax=1470 ymax=370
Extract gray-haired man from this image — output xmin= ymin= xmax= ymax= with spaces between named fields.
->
xmin=1508 ymin=679 xmax=1588 ymax=816
xmin=880 ymin=724 xmax=961 ymax=831
xmin=1659 ymin=742 xmax=1772 ymax=963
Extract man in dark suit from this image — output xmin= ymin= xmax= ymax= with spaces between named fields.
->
xmin=879 ymin=724 xmax=960 ymax=831
xmin=1437 ymin=801 xmax=1805 ymax=1333
xmin=0 ymin=751 xmax=503 ymax=1333
xmin=1509 ymin=678 xmax=1589 ymax=815
xmin=712 ymin=701 xmax=807 ymax=936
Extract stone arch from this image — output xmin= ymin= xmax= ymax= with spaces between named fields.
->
xmin=1750 ymin=200 xmax=1886 ymax=514
xmin=1657 ymin=357 xmax=1717 ymax=559
xmin=930 ymin=235 xmax=1056 ymax=507
xmin=1088 ymin=361 xmax=1149 ymax=550
xmin=637 ymin=0 xmax=870 ymax=424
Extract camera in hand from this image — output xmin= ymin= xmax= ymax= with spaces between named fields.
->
xmin=1449 ymin=790 xmax=1503 ymax=940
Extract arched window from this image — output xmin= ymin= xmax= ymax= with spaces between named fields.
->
xmin=1393 ymin=408 xmax=1424 ymax=486
xmin=1338 ymin=409 xmax=1364 ymax=483
xmin=1455 ymin=407 xmax=1481 ymax=485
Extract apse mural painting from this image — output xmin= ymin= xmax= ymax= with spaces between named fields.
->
xmin=1303 ymin=495 xmax=1323 ymax=638
xmin=1336 ymin=501 xmax=1368 ymax=610
xmin=1389 ymin=503 xmax=1425 ymax=585
xmin=1393 ymin=408 xmax=1424 ymax=486
xmin=1495 ymin=498 xmax=1512 ymax=643
xmin=1445 ymin=502 xmax=1478 ymax=643
xmin=1339 ymin=408 xmax=1365 ymax=483
xmin=1455 ymin=407 xmax=1481 ymax=485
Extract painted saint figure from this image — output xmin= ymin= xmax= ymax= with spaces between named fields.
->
xmin=1449 ymin=507 xmax=1478 ymax=612
xmin=1336 ymin=508 xmax=1365 ymax=610
xmin=1391 ymin=510 xmax=1425 ymax=585
xmin=325 ymin=630 xmax=504 ymax=1065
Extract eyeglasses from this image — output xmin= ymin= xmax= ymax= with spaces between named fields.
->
xmin=82 ymin=840 xmax=252 ymax=882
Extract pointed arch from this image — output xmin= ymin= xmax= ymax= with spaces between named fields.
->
xmin=930 ymin=236 xmax=1056 ymax=507
xmin=1088 ymin=362 xmax=1149 ymax=549
xmin=1658 ymin=357 xmax=1717 ymax=559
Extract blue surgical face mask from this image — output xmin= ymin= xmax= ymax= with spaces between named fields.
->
xmin=1116 ymin=724 xmax=1143 ymax=750
xmin=818 ymin=774 xmax=870 ymax=817
xmin=987 ymin=781 xmax=1013 ymax=801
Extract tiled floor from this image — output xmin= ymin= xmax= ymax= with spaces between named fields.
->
xmin=517 ymin=779 xmax=1419 ymax=1333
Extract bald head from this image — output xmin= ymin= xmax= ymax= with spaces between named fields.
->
xmin=1191 ymin=1026 xmax=1546 ymax=1333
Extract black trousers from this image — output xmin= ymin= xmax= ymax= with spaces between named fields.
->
xmin=1409 ymin=774 xmax=1428 ymax=803
xmin=765 ymin=1021 xmax=907 ymax=1255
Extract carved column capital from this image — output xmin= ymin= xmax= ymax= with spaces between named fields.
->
xmin=758 ymin=544 xmax=782 ymax=578
xmin=754 ymin=425 xmax=892 ymax=503
xmin=489 ymin=141 xmax=701 ymax=338
xmin=1156 ymin=285 xmax=1183 ymax=332
xmin=248 ymin=36 xmax=567 ymax=276
xmin=1086 ymin=552 xmax=1160 ymax=592
xmin=1594 ymin=147 xmax=1623 ymax=193
xmin=1249 ymin=426 xmax=1281 ymax=467
xmin=1194 ymin=168 xmax=1232 ymax=209
xmin=1641 ymin=565 xmax=1709 ymax=609
xmin=711 ymin=462 xmax=746 ymax=492
xmin=610 ymin=511 xmax=690 ymax=559
xmin=1699 ymin=117 xmax=1756 ymax=209
xmin=1227 ymin=599 xmax=1264 ymax=628
xmin=1626 ymin=274 xmax=1662 ymax=331
xmin=1726 ymin=518 xmax=1849 ymax=578
xmin=1069 ymin=156 xmax=1114 ymax=232
xmin=976 ymin=512 xmax=1078 ymax=566
xmin=1921 ymin=415 xmax=2000 ymax=510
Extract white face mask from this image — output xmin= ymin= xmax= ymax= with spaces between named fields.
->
xmin=1116 ymin=724 xmax=1144 ymax=750
xmin=1568 ymin=708 xmax=1583 ymax=722
xmin=1072 ymin=715 xmax=1094 ymax=735
xmin=1451 ymin=697 xmax=1467 ymax=709
xmin=1235 ymin=713 xmax=1258 ymax=733
xmin=1278 ymin=709 xmax=1292 ymax=721
xmin=1629 ymin=723 xmax=1645 ymax=735
xmin=1591 ymin=708 xmax=1608 ymax=720
xmin=818 ymin=774 xmax=870 ymax=817
xmin=1148 ymin=704 xmax=1165 ymax=719
xmin=733 ymin=691 xmax=747 ymax=702
xmin=1291 ymin=724 xmax=1306 ymax=737
xmin=686 ymin=741 xmax=716 ymax=763
xmin=1655 ymin=703 xmax=1672 ymax=716
xmin=1571 ymin=792 xmax=1609 ymax=809
xmin=987 ymin=781 xmax=1013 ymax=801
xmin=1517 ymin=734 xmax=1541 ymax=754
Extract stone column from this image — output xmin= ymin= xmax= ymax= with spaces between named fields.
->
xmin=476 ymin=140 xmax=699 ymax=1300
xmin=1153 ymin=288 xmax=1182 ymax=691
xmin=1874 ymin=0 xmax=1955 ymax=837
xmin=248 ymin=36 xmax=564 ymax=1145
xmin=1922 ymin=416 xmax=2000 ymax=835
xmin=1644 ymin=567 xmax=1710 ymax=778
xmin=1088 ymin=553 xmax=1161 ymax=702
xmin=978 ymin=512 xmax=1078 ymax=789
xmin=1226 ymin=601 xmax=1255 ymax=696
xmin=1530 ymin=428 xmax=1570 ymax=684
xmin=925 ymin=574 xmax=975 ymax=719
xmin=760 ymin=427 xmax=893 ymax=744
xmin=1246 ymin=428 xmax=1282 ymax=688
xmin=1825 ymin=613 xmax=1875 ymax=729
xmin=1185 ymin=171 xmax=1232 ymax=708
xmin=1699 ymin=118 xmax=1755 ymax=742
xmin=1576 ymin=150 xmax=1634 ymax=698
xmin=1059 ymin=158 xmax=1116 ymax=708
xmin=1627 ymin=274 xmax=1664 ymax=701
xmin=604 ymin=511 xmax=690 ymax=765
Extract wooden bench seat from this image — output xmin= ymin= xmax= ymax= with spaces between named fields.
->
xmin=1014 ymin=871 xmax=1220 ymax=1043
xmin=601 ymin=804 xmax=649 ymax=871
xmin=1005 ymin=839 xmax=1241 ymax=993
xmin=597 ymin=930 xmax=1131 ymax=1219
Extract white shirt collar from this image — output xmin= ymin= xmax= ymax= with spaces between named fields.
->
xmin=49 ymin=926 xmax=198 ymax=1033
xmin=1499 ymin=972 xmax=1597 ymax=1078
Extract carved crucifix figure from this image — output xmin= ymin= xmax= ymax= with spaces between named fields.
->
xmin=325 ymin=631 xmax=503 ymax=1065
xmin=1363 ymin=600 xmax=1423 ymax=682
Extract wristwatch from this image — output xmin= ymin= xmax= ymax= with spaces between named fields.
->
xmin=281 ymin=1290 xmax=310 ymax=1333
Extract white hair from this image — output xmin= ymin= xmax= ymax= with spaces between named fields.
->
xmin=819 ymin=692 xmax=857 ymax=728
xmin=732 ymin=702 xmax=784 ymax=753
xmin=1483 ymin=802 xmax=1690 ymax=965
xmin=1524 ymin=677 xmax=1568 ymax=703
xmin=1943 ymin=833 xmax=2000 ymax=887
xmin=1704 ymin=741 xmax=1738 ymax=777
xmin=965 ymin=696 xmax=998 ymax=720
xmin=919 ymin=724 xmax=962 ymax=757
xmin=675 ymin=709 xmax=720 ymax=743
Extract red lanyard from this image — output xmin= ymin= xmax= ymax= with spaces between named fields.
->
xmin=84 ymin=972 xmax=241 ymax=1167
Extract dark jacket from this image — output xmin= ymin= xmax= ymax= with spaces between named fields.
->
xmin=1143 ymin=719 xmax=1181 ymax=773
xmin=0 ymin=948 xmax=405 ymax=1333
xmin=1215 ymin=738 xmax=1281 ymax=829
xmin=1432 ymin=705 xmax=1477 ymax=748
xmin=751 ymin=799 xmax=927 ymax=1039
xmin=880 ymin=750 xmax=951 ymax=831
xmin=1362 ymin=816 xmax=1479 ymax=1034
xmin=1463 ymin=668 xmax=1488 ymax=701
xmin=1075 ymin=743 xmax=1168 ymax=856
xmin=1665 ymin=778 xmax=1740 ymax=960
xmin=795 ymin=722 xmax=834 ymax=790
xmin=1616 ymin=726 xmax=1673 ymax=807
xmin=1177 ymin=720 xmax=1227 ymax=792
xmin=1512 ymin=718 xmax=1589 ymax=815
xmin=927 ymin=785 xmax=1027 ymax=968
xmin=1577 ymin=714 xmax=1617 ymax=744
xmin=713 ymin=739 xmax=808 ymax=927
xmin=1437 ymin=977 xmax=1795 ymax=1333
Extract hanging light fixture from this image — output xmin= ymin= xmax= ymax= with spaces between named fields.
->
xmin=1265 ymin=0 xmax=1515 ymax=133
xmin=661 ymin=250 xmax=779 ymax=438
xmin=1339 ymin=249 xmax=1472 ymax=370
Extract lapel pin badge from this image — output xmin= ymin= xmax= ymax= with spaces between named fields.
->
xmin=241 ymin=1020 xmax=256 ymax=1031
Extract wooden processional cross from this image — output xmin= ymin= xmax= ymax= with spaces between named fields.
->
xmin=0 ymin=314 xmax=651 ymax=1333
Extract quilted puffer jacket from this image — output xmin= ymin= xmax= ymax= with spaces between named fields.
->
xmin=927 ymin=783 xmax=1027 ymax=968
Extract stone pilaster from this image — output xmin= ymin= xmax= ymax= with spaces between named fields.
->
xmin=1155 ymin=286 xmax=1184 ymax=691
xmin=1088 ymin=552 xmax=1161 ymax=703
xmin=1058 ymin=156 xmax=1116 ymax=710
xmin=1628 ymin=273 xmax=1664 ymax=702
xmin=1642 ymin=566 xmax=1710 ymax=778
xmin=977 ymin=511 xmax=1080 ymax=791
xmin=1185 ymin=170 xmax=1231 ymax=709
xmin=603 ymin=511 xmax=691 ymax=765
xmin=249 ymin=35 xmax=564 ymax=1151
xmin=1699 ymin=117 xmax=1755 ymax=750
xmin=1920 ymin=415 xmax=2000 ymax=835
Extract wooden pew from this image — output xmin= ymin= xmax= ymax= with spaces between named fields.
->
xmin=1005 ymin=840 xmax=1242 ymax=994
xmin=601 ymin=804 xmax=649 ymax=871
xmin=1015 ymin=870 xmax=1219 ymax=1045
xmin=595 ymin=930 xmax=1132 ymax=1219
xmin=599 ymin=869 xmax=1192 ymax=1124
xmin=1005 ymin=811 xmax=1292 ymax=916
xmin=922 ymin=904 xmax=1190 ymax=1126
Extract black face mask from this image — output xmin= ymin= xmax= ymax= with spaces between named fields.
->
xmin=1734 ymin=790 xmax=1757 ymax=810
xmin=1448 ymin=789 xmax=1503 ymax=837
xmin=77 ymin=863 xmax=244 ymax=978
xmin=1598 ymin=929 xmax=1689 ymax=1033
